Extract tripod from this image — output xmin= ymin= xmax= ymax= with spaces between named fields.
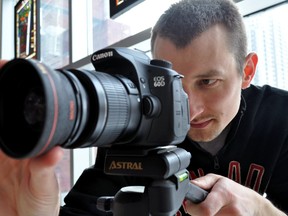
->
xmin=97 ymin=146 xmax=208 ymax=216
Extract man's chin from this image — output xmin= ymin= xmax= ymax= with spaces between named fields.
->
xmin=187 ymin=131 xmax=218 ymax=142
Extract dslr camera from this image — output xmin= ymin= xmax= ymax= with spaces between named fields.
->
xmin=0 ymin=47 xmax=189 ymax=158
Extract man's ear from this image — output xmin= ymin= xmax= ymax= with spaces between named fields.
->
xmin=242 ymin=52 xmax=258 ymax=89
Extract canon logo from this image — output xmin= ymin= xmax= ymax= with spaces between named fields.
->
xmin=92 ymin=51 xmax=113 ymax=61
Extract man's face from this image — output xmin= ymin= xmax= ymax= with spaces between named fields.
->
xmin=153 ymin=25 xmax=244 ymax=142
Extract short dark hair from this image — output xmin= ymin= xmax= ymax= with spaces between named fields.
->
xmin=151 ymin=0 xmax=247 ymax=73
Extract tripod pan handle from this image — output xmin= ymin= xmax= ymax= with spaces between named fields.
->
xmin=186 ymin=182 xmax=208 ymax=204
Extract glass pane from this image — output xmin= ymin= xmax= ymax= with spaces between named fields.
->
xmin=92 ymin=0 xmax=178 ymax=52
xmin=40 ymin=0 xmax=69 ymax=68
xmin=244 ymin=3 xmax=288 ymax=90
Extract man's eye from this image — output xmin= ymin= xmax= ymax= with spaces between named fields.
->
xmin=200 ymin=79 xmax=217 ymax=86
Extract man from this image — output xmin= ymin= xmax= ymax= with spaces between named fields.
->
xmin=0 ymin=0 xmax=287 ymax=215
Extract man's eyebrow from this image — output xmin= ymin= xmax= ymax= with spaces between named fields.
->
xmin=194 ymin=69 xmax=224 ymax=78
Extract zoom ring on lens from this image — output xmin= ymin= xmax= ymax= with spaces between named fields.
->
xmin=94 ymin=72 xmax=131 ymax=145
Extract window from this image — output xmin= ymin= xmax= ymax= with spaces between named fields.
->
xmin=243 ymin=2 xmax=288 ymax=90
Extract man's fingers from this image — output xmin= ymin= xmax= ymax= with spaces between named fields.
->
xmin=29 ymin=147 xmax=63 ymax=195
xmin=191 ymin=173 xmax=222 ymax=190
xmin=0 ymin=60 xmax=8 ymax=68
xmin=30 ymin=146 xmax=64 ymax=171
xmin=27 ymin=147 xmax=63 ymax=202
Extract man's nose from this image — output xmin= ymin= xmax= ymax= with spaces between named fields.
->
xmin=188 ymin=92 xmax=205 ymax=121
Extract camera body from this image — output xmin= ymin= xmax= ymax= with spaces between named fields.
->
xmin=90 ymin=48 xmax=190 ymax=147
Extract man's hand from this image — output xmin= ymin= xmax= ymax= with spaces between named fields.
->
xmin=184 ymin=174 xmax=286 ymax=216
xmin=0 ymin=146 xmax=63 ymax=216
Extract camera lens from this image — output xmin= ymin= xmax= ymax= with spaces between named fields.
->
xmin=0 ymin=59 xmax=141 ymax=158
xmin=23 ymin=89 xmax=45 ymax=126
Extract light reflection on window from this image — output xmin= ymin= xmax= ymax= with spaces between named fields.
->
xmin=40 ymin=0 xmax=69 ymax=68
xmin=92 ymin=0 xmax=179 ymax=51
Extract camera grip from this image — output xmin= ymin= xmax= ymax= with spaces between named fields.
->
xmin=186 ymin=182 xmax=208 ymax=204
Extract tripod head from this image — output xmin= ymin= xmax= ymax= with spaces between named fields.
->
xmin=97 ymin=146 xmax=208 ymax=216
